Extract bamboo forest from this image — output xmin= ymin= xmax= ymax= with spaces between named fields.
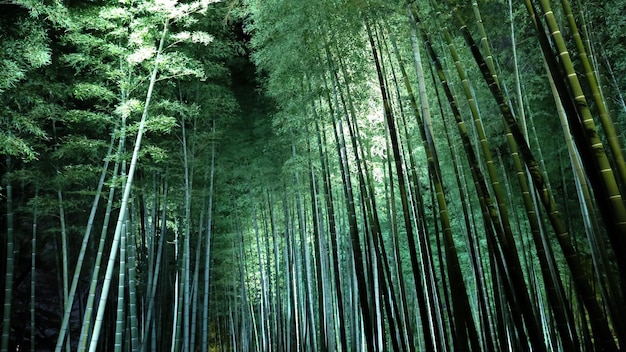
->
xmin=2 ymin=0 xmax=626 ymax=351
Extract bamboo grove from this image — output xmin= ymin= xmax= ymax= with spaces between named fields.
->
xmin=1 ymin=0 xmax=626 ymax=351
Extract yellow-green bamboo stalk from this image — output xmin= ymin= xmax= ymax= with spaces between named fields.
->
xmin=536 ymin=0 xmax=626 ymax=238
xmin=545 ymin=58 xmax=620 ymax=321
xmin=462 ymin=3 xmax=620 ymax=349
xmin=410 ymin=4 xmax=546 ymax=350
xmin=471 ymin=0 xmax=498 ymax=85
xmin=441 ymin=28 xmax=517 ymax=259
xmin=557 ymin=0 xmax=626 ymax=189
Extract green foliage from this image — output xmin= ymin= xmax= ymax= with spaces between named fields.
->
xmin=73 ymin=83 xmax=116 ymax=102
xmin=0 ymin=20 xmax=51 ymax=92
xmin=115 ymin=99 xmax=144 ymax=119
xmin=0 ymin=132 xmax=37 ymax=161
xmin=52 ymin=135 xmax=109 ymax=163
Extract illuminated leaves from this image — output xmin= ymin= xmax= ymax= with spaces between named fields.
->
xmin=170 ymin=31 xmax=215 ymax=46
xmin=0 ymin=20 xmax=50 ymax=92
xmin=158 ymin=52 xmax=206 ymax=80
xmin=128 ymin=46 xmax=157 ymax=65
xmin=0 ymin=132 xmax=38 ymax=161
xmin=115 ymin=99 xmax=144 ymax=119
xmin=73 ymin=83 xmax=116 ymax=102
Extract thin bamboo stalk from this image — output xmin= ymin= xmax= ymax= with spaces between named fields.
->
xmin=88 ymin=19 xmax=170 ymax=352
xmin=1 ymin=156 xmax=15 ymax=352
xmin=30 ymin=189 xmax=38 ymax=352
xmin=114 ymin=223 xmax=127 ymax=352
xmin=202 ymin=120 xmax=216 ymax=352
xmin=56 ymin=120 xmax=118 ymax=351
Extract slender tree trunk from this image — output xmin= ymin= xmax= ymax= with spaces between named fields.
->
xmin=181 ymin=111 xmax=193 ymax=352
xmin=202 ymin=120 xmax=216 ymax=352
xmin=126 ymin=218 xmax=140 ymax=351
xmin=308 ymin=159 xmax=329 ymax=352
xmin=141 ymin=178 xmax=168 ymax=352
xmin=78 ymin=128 xmax=125 ymax=350
xmin=326 ymin=66 xmax=375 ymax=351
xmin=365 ymin=16 xmax=439 ymax=351
xmin=30 ymin=188 xmax=38 ymax=352
xmin=114 ymin=224 xmax=127 ymax=352
xmin=57 ymin=190 xmax=71 ymax=352
xmin=88 ymin=19 xmax=170 ymax=352
xmin=55 ymin=123 xmax=118 ymax=351
xmin=190 ymin=210 xmax=203 ymax=352
xmin=313 ymin=114 xmax=348 ymax=351
xmin=1 ymin=156 xmax=14 ymax=352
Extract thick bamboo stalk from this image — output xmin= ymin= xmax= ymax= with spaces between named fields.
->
xmin=409 ymin=5 xmax=547 ymax=350
xmin=532 ymin=0 xmax=626 ymax=282
xmin=556 ymin=0 xmax=626 ymax=190
xmin=458 ymin=3 xmax=620 ymax=348
xmin=57 ymin=190 xmax=70 ymax=352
